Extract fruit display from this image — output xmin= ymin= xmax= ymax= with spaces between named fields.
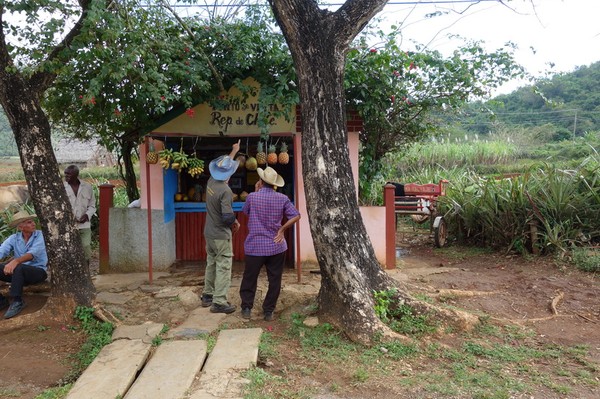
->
xmin=256 ymin=142 xmax=266 ymax=165
xmin=278 ymin=142 xmax=289 ymax=165
xmin=267 ymin=144 xmax=278 ymax=165
xmin=235 ymin=154 xmax=246 ymax=171
xmin=170 ymin=150 xmax=189 ymax=172
xmin=239 ymin=191 xmax=249 ymax=201
xmin=158 ymin=148 xmax=174 ymax=169
xmin=245 ymin=155 xmax=258 ymax=171
xmin=187 ymin=156 xmax=204 ymax=177
xmin=146 ymin=140 xmax=158 ymax=164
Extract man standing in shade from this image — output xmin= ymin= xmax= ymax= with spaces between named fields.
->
xmin=64 ymin=165 xmax=96 ymax=266
xmin=201 ymin=140 xmax=241 ymax=314
xmin=239 ymin=167 xmax=300 ymax=321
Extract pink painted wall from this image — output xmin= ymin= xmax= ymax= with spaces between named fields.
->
xmin=294 ymin=131 xmax=387 ymax=266
xmin=139 ymin=139 xmax=165 ymax=210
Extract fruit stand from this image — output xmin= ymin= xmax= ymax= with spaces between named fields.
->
xmin=146 ymin=135 xmax=296 ymax=262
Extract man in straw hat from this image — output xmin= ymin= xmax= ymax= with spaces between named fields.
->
xmin=239 ymin=166 xmax=300 ymax=321
xmin=200 ymin=139 xmax=241 ymax=314
xmin=0 ymin=210 xmax=48 ymax=319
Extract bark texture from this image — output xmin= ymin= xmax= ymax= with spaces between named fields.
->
xmin=269 ymin=0 xmax=398 ymax=343
xmin=0 ymin=3 xmax=95 ymax=309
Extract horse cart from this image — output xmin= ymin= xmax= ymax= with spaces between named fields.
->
xmin=389 ymin=179 xmax=449 ymax=247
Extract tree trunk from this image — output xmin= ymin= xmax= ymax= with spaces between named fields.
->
xmin=270 ymin=0 xmax=399 ymax=343
xmin=119 ymin=139 xmax=140 ymax=202
xmin=0 ymin=72 xmax=95 ymax=308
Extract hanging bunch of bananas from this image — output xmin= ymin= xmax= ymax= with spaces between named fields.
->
xmin=158 ymin=148 xmax=174 ymax=169
xmin=171 ymin=150 xmax=189 ymax=171
xmin=187 ymin=156 xmax=205 ymax=177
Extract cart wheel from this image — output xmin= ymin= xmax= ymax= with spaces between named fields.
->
xmin=433 ymin=216 xmax=447 ymax=248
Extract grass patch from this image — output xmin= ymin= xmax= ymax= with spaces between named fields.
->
xmin=572 ymin=247 xmax=600 ymax=272
xmin=34 ymin=384 xmax=72 ymax=399
xmin=242 ymin=311 xmax=598 ymax=398
xmin=62 ymin=306 xmax=114 ymax=384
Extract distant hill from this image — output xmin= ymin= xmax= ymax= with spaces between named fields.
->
xmin=444 ymin=61 xmax=600 ymax=138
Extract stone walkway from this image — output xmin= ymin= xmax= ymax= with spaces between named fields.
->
xmin=58 ymin=264 xmax=322 ymax=399
xmin=66 ymin=308 xmax=263 ymax=399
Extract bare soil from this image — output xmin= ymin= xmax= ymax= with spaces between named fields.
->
xmin=0 ymin=236 xmax=598 ymax=398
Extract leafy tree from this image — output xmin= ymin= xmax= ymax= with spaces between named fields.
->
xmin=345 ymin=28 xmax=523 ymax=199
xmin=44 ymin=2 xmax=297 ymax=201
xmin=0 ymin=0 xmax=97 ymax=319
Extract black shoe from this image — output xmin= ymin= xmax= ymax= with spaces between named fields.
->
xmin=210 ymin=302 xmax=236 ymax=314
xmin=200 ymin=294 xmax=213 ymax=308
xmin=4 ymin=300 xmax=25 ymax=319
xmin=0 ymin=296 xmax=8 ymax=311
xmin=241 ymin=308 xmax=251 ymax=319
xmin=264 ymin=311 xmax=274 ymax=321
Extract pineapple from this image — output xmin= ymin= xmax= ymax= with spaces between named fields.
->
xmin=256 ymin=141 xmax=266 ymax=165
xmin=267 ymin=144 xmax=278 ymax=165
xmin=146 ymin=140 xmax=158 ymax=164
xmin=278 ymin=142 xmax=289 ymax=165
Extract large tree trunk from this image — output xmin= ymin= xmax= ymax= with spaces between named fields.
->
xmin=270 ymin=0 xmax=398 ymax=343
xmin=0 ymin=3 xmax=96 ymax=315
xmin=0 ymin=75 xmax=95 ymax=307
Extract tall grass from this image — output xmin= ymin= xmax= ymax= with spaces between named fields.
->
xmin=366 ymin=134 xmax=600 ymax=255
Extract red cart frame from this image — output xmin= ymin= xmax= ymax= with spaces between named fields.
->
xmin=393 ymin=179 xmax=449 ymax=247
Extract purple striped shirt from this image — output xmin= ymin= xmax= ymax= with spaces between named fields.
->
xmin=242 ymin=187 xmax=300 ymax=256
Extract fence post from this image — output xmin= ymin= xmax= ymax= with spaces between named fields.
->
xmin=99 ymin=183 xmax=114 ymax=274
xmin=384 ymin=184 xmax=396 ymax=269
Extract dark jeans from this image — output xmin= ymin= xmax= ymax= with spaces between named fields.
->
xmin=0 ymin=263 xmax=48 ymax=298
xmin=239 ymin=252 xmax=286 ymax=313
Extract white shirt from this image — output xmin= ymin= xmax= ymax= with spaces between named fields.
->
xmin=64 ymin=180 xmax=96 ymax=229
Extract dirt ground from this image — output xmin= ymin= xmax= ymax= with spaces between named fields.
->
xmin=0 ymin=237 xmax=598 ymax=398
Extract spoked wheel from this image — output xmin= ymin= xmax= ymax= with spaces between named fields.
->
xmin=433 ymin=216 xmax=447 ymax=248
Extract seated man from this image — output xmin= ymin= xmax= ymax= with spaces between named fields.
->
xmin=0 ymin=210 xmax=48 ymax=319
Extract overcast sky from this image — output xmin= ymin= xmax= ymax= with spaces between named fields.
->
xmin=376 ymin=0 xmax=600 ymax=94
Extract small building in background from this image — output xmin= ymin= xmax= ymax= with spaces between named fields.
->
xmin=53 ymin=138 xmax=116 ymax=168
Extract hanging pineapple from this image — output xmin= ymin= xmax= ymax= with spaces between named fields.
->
xmin=267 ymin=143 xmax=278 ymax=165
xmin=256 ymin=141 xmax=266 ymax=166
xmin=278 ymin=142 xmax=289 ymax=165
xmin=146 ymin=140 xmax=158 ymax=164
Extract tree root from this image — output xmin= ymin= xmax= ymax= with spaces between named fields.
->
xmin=93 ymin=304 xmax=122 ymax=326
xmin=0 ymin=296 xmax=76 ymax=332
xmin=549 ymin=290 xmax=564 ymax=315
xmin=433 ymin=289 xmax=500 ymax=299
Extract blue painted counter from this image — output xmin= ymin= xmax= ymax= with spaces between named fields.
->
xmin=174 ymin=202 xmax=246 ymax=212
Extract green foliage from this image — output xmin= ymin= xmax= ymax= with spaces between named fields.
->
xmin=350 ymin=26 xmax=524 ymax=190
xmin=34 ymin=384 xmax=72 ymax=399
xmin=572 ymin=247 xmax=600 ymax=272
xmin=64 ymin=307 xmax=114 ymax=383
xmin=373 ymin=289 xmax=437 ymax=337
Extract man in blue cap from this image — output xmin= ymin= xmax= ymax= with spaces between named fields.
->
xmin=201 ymin=139 xmax=241 ymax=314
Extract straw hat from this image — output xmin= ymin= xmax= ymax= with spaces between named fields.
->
xmin=208 ymin=155 xmax=239 ymax=181
xmin=9 ymin=210 xmax=37 ymax=228
xmin=257 ymin=167 xmax=285 ymax=187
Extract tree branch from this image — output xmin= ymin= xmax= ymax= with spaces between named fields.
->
xmin=159 ymin=0 xmax=224 ymax=92
xmin=28 ymin=0 xmax=95 ymax=95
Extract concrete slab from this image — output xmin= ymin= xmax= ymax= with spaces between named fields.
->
xmin=124 ymin=340 xmax=207 ymax=399
xmin=65 ymin=339 xmax=151 ymax=399
xmin=188 ymin=369 xmax=248 ymax=399
xmin=112 ymin=322 xmax=165 ymax=343
xmin=203 ymin=328 xmax=262 ymax=372
xmin=167 ymin=307 xmax=227 ymax=338
xmin=93 ymin=272 xmax=170 ymax=291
